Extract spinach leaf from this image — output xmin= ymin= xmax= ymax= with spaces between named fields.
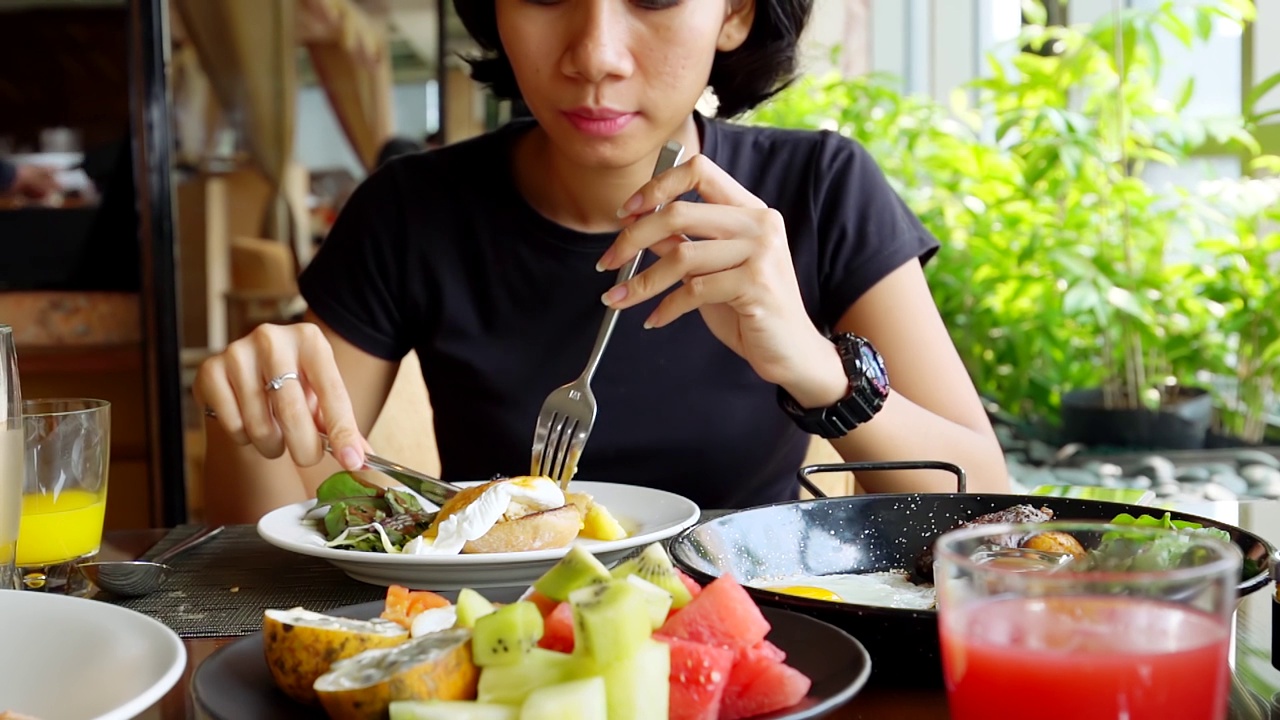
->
xmin=316 ymin=471 xmax=383 ymax=505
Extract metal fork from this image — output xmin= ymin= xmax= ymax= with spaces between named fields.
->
xmin=530 ymin=139 xmax=686 ymax=487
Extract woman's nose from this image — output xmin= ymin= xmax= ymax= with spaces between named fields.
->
xmin=561 ymin=1 xmax=634 ymax=82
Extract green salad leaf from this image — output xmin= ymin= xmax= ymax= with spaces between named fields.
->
xmin=1084 ymin=512 xmax=1234 ymax=574
xmin=311 ymin=471 xmax=438 ymax=553
xmin=1103 ymin=512 xmax=1231 ymax=543
xmin=315 ymin=471 xmax=382 ymax=504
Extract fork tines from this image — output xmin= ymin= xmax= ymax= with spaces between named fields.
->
xmin=531 ymin=411 xmax=584 ymax=483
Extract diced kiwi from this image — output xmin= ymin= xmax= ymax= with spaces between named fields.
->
xmin=476 ymin=648 xmax=594 ymax=705
xmin=533 ymin=545 xmax=611 ymax=602
xmin=389 ymin=700 xmax=517 ymax=720
xmin=471 ymin=600 xmax=543 ymax=667
xmin=455 ymin=588 xmax=496 ymax=629
xmin=609 ymin=543 xmax=694 ymax=609
xmin=568 ymin=581 xmax=652 ymax=667
xmin=599 ymin=639 xmax=670 ymax=720
xmin=520 ymin=676 xmax=609 ymax=720
xmin=623 ymin=575 xmax=673 ymax=630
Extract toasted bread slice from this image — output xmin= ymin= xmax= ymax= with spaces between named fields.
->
xmin=462 ymin=504 xmax=583 ymax=554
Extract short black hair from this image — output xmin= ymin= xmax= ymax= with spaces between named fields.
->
xmin=453 ymin=0 xmax=813 ymax=119
xmin=376 ymin=136 xmax=423 ymax=168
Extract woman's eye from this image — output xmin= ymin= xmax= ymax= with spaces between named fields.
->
xmin=634 ymin=0 xmax=681 ymax=8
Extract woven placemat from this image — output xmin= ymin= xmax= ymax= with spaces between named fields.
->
xmin=99 ymin=524 xmax=388 ymax=638
xmin=101 ymin=510 xmax=730 ymax=639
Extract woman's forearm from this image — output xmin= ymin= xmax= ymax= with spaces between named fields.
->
xmin=826 ymin=391 xmax=1010 ymax=494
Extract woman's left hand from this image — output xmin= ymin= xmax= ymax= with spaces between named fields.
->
xmin=598 ymin=153 xmax=844 ymax=407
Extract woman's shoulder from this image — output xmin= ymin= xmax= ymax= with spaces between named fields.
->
xmin=705 ymin=115 xmax=871 ymax=171
xmin=706 ymin=115 xmax=883 ymax=194
xmin=337 ymin=122 xmax=527 ymax=225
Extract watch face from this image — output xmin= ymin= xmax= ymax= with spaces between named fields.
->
xmin=859 ymin=343 xmax=889 ymax=395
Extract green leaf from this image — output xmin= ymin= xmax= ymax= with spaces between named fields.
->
xmin=1175 ymin=76 xmax=1196 ymax=111
xmin=1249 ymin=108 xmax=1280 ymax=125
xmin=1063 ymin=281 xmax=1103 ymax=316
xmin=1021 ymin=0 xmax=1048 ymax=27
xmin=315 ymin=471 xmax=382 ymax=505
xmin=1195 ymin=10 xmax=1215 ymax=41
xmin=1245 ymin=70 xmax=1280 ymax=115
xmin=1106 ymin=286 xmax=1149 ymax=321
xmin=1155 ymin=11 xmax=1193 ymax=47
xmin=322 ymin=496 xmax=387 ymax=540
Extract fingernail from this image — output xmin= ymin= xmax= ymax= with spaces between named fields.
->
xmin=595 ymin=249 xmax=615 ymax=272
xmin=616 ymin=193 xmax=642 ymax=218
xmin=601 ymin=285 xmax=628 ymax=305
xmin=339 ymin=447 xmax=363 ymax=470
xmin=642 ymin=316 xmax=656 ymax=329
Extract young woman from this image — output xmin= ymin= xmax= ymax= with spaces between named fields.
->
xmin=194 ymin=0 xmax=1009 ymax=524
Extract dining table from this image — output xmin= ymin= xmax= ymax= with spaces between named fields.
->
xmin=94 ymin=499 xmax=1280 ymax=720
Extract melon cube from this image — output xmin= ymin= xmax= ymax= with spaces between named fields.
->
xmin=477 ymin=648 xmax=591 ymax=705
xmin=520 ymin=676 xmax=608 ymax=720
xmin=389 ymin=700 xmax=517 ymax=720
xmin=599 ymin=638 xmax=670 ymax=720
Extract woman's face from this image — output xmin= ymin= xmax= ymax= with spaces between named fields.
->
xmin=496 ymin=0 xmax=753 ymax=169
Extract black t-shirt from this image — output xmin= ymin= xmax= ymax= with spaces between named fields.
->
xmin=299 ymin=113 xmax=939 ymax=510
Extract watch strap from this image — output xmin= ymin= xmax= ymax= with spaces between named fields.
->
xmin=777 ymin=333 xmax=889 ymax=439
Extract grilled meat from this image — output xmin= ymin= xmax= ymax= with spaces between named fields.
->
xmin=912 ymin=505 xmax=1056 ymax=584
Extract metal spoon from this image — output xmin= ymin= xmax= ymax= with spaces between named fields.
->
xmin=80 ymin=525 xmax=225 ymax=597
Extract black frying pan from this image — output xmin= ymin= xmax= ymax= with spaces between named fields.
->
xmin=668 ymin=461 xmax=1277 ymax=688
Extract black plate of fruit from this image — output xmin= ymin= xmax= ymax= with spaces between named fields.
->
xmin=192 ymin=544 xmax=872 ymax=720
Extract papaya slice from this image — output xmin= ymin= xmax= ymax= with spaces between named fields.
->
xmin=382 ymin=585 xmax=453 ymax=631
xmin=262 ymin=607 xmax=409 ymax=706
xmin=314 ymin=628 xmax=479 ymax=720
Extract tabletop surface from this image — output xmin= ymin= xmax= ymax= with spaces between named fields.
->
xmin=88 ymin=499 xmax=1280 ymax=720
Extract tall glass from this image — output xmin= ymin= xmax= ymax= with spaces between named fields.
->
xmin=0 ymin=326 xmax=21 ymax=591
xmin=935 ymin=520 xmax=1240 ymax=720
xmin=16 ymin=398 xmax=111 ymax=595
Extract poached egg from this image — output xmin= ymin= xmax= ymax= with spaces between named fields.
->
xmin=402 ymin=476 xmax=566 ymax=555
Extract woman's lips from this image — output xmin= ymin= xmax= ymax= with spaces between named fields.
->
xmin=562 ymin=109 xmax=637 ymax=137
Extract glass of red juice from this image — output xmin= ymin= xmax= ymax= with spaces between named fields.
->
xmin=934 ymin=520 xmax=1241 ymax=720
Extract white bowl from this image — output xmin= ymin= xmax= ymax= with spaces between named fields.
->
xmin=0 ymin=591 xmax=186 ymax=720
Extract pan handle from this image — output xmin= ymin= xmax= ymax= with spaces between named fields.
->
xmin=796 ymin=460 xmax=968 ymax=498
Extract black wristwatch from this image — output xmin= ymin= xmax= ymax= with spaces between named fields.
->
xmin=777 ymin=333 xmax=890 ymax=439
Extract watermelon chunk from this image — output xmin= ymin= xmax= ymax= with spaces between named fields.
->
xmin=520 ymin=588 xmax=560 ymax=618
xmin=719 ymin=644 xmax=812 ymax=720
xmin=656 ymin=635 xmax=734 ymax=720
xmin=742 ymin=639 xmax=785 ymax=664
xmin=537 ymin=601 xmax=575 ymax=653
xmin=658 ymin=575 xmax=770 ymax=652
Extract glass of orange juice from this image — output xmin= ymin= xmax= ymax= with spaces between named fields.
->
xmin=17 ymin=398 xmax=110 ymax=595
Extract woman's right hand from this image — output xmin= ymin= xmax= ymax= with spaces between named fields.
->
xmin=193 ymin=323 xmax=370 ymax=472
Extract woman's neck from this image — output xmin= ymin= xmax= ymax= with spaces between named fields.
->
xmin=512 ymin=115 xmax=701 ymax=234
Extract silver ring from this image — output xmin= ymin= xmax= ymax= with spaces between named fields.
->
xmin=203 ymin=406 xmax=217 ymax=419
xmin=265 ymin=371 xmax=300 ymax=392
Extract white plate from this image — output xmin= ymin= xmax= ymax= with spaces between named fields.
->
xmin=0 ymin=591 xmax=186 ymax=720
xmin=257 ymin=481 xmax=701 ymax=589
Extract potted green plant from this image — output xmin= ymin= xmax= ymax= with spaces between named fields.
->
xmin=1184 ymin=164 xmax=1280 ymax=447
xmin=752 ymin=0 xmax=1271 ymax=450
